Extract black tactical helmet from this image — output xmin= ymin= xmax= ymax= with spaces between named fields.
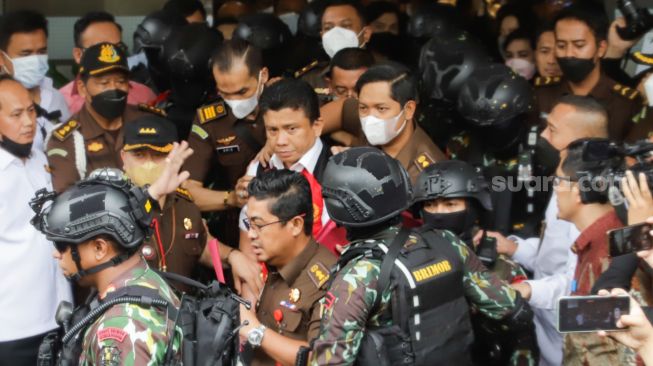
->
xmin=163 ymin=23 xmax=223 ymax=108
xmin=321 ymin=147 xmax=412 ymax=227
xmin=419 ymin=35 xmax=490 ymax=102
xmin=233 ymin=13 xmax=292 ymax=50
xmin=30 ymin=168 xmax=153 ymax=250
xmin=407 ymin=3 xmax=462 ymax=40
xmin=133 ymin=10 xmax=187 ymax=92
xmin=298 ymin=0 xmax=327 ymax=38
xmin=412 ymin=160 xmax=492 ymax=211
xmin=456 ymin=63 xmax=533 ymax=127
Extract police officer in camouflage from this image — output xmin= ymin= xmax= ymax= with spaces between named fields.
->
xmin=412 ymin=160 xmax=539 ymax=366
xmin=31 ymin=142 xmax=193 ymax=365
xmin=305 ymin=147 xmax=534 ymax=366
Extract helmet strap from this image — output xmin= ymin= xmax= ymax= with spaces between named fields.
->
xmin=68 ymin=248 xmax=131 ymax=282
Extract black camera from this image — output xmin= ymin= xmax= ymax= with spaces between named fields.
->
xmin=617 ymin=0 xmax=653 ymax=41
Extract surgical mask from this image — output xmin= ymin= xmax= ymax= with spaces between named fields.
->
xmin=224 ymin=72 xmax=263 ymax=119
xmin=360 ymin=109 xmax=406 ymax=146
xmin=644 ymin=74 xmax=653 ymax=107
xmin=322 ymin=26 xmax=361 ymax=58
xmin=556 ymin=57 xmax=595 ymax=83
xmin=90 ymin=89 xmax=128 ymax=120
xmin=0 ymin=135 xmax=32 ymax=158
xmin=505 ymin=58 xmax=536 ymax=80
xmin=279 ymin=12 xmax=300 ymax=35
xmin=6 ymin=53 xmax=49 ymax=89
xmin=126 ymin=160 xmax=165 ymax=187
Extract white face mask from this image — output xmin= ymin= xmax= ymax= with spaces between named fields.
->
xmin=279 ymin=12 xmax=300 ymax=36
xmin=322 ymin=26 xmax=361 ymax=58
xmin=505 ymin=58 xmax=536 ymax=80
xmin=224 ymin=72 xmax=263 ymax=119
xmin=360 ymin=109 xmax=407 ymax=146
xmin=6 ymin=53 xmax=49 ymax=89
xmin=644 ymin=74 xmax=653 ymax=107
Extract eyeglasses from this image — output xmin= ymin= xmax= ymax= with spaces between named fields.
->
xmin=53 ymin=241 xmax=71 ymax=253
xmin=243 ymin=213 xmax=306 ymax=233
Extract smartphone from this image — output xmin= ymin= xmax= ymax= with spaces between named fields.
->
xmin=608 ymin=222 xmax=653 ymax=257
xmin=557 ymin=295 xmax=630 ymax=333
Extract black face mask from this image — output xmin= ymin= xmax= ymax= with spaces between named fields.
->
xmin=0 ymin=136 xmax=32 ymax=158
xmin=557 ymin=57 xmax=596 ymax=83
xmin=421 ymin=210 xmax=468 ymax=236
xmin=534 ymin=137 xmax=561 ymax=177
xmin=91 ymin=89 xmax=128 ymax=120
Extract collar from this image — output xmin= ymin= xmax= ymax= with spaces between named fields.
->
xmin=574 ymin=210 xmax=622 ymax=252
xmin=395 ymin=124 xmax=427 ymax=168
xmin=79 ymin=105 xmax=109 ymax=139
xmin=562 ymin=73 xmax=613 ymax=101
xmin=277 ymin=239 xmax=319 ymax=285
xmin=99 ymin=257 xmax=148 ymax=299
xmin=269 ymin=137 xmax=323 ymax=174
xmin=0 ymin=145 xmax=20 ymax=170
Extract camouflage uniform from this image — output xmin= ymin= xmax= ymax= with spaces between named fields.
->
xmin=310 ymin=226 xmax=522 ymax=366
xmin=79 ymin=259 xmax=183 ymax=365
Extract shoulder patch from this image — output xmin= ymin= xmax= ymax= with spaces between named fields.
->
xmin=414 ymin=152 xmax=435 ymax=172
xmin=98 ymin=345 xmax=122 ymax=366
xmin=534 ymin=76 xmax=561 ymax=87
xmin=197 ymin=101 xmax=227 ymax=124
xmin=612 ymin=83 xmax=640 ymax=100
xmin=138 ymin=103 xmax=166 ymax=117
xmin=97 ymin=327 xmax=128 ymax=343
xmin=191 ymin=124 xmax=209 ymax=140
xmin=176 ymin=187 xmax=193 ymax=201
xmin=294 ymin=60 xmax=319 ymax=78
xmin=47 ymin=148 xmax=68 ymax=158
xmin=52 ymin=120 xmax=80 ymax=142
xmin=307 ymin=262 xmax=330 ymax=289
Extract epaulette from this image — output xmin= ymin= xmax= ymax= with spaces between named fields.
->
xmin=138 ymin=103 xmax=167 ymax=117
xmin=307 ymin=262 xmax=330 ymax=289
xmin=176 ymin=187 xmax=193 ymax=201
xmin=52 ymin=120 xmax=80 ymax=142
xmin=196 ymin=101 xmax=227 ymax=124
xmin=294 ymin=60 xmax=319 ymax=79
xmin=533 ymin=76 xmax=561 ymax=87
xmin=414 ymin=152 xmax=435 ymax=172
xmin=612 ymin=83 xmax=640 ymax=100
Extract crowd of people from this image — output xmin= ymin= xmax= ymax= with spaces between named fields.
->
xmin=5 ymin=0 xmax=653 ymax=365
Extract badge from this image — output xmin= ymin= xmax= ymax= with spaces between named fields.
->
xmin=184 ymin=217 xmax=192 ymax=230
xmin=216 ymin=145 xmax=240 ymax=154
xmin=98 ymin=44 xmax=120 ymax=63
xmin=141 ymin=245 xmax=155 ymax=260
xmin=87 ymin=141 xmax=104 ymax=153
xmin=289 ymin=288 xmax=301 ymax=303
xmin=138 ymin=127 xmax=157 ymax=135
xmin=97 ymin=328 xmax=128 ymax=343
xmin=98 ymin=346 xmax=121 ymax=366
xmin=185 ymin=233 xmax=199 ymax=239
xmin=217 ymin=136 xmax=237 ymax=145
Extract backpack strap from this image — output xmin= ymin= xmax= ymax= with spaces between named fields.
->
xmin=373 ymin=227 xmax=411 ymax=313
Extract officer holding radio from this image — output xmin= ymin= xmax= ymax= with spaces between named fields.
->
xmin=412 ymin=160 xmax=538 ymax=366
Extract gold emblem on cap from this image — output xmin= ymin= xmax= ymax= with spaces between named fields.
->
xmin=289 ymin=288 xmax=301 ymax=303
xmin=184 ymin=217 xmax=192 ymax=230
xmin=98 ymin=44 xmax=120 ymax=63
xmin=139 ymin=127 xmax=157 ymax=135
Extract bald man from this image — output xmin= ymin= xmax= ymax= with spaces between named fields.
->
xmin=475 ymin=95 xmax=608 ymax=366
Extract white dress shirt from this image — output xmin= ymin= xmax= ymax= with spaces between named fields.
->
xmin=509 ymin=191 xmax=579 ymax=366
xmin=33 ymin=77 xmax=71 ymax=152
xmin=0 ymin=147 xmax=72 ymax=341
xmin=239 ymin=138 xmax=329 ymax=230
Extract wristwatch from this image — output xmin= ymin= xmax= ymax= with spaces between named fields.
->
xmin=247 ymin=324 xmax=267 ymax=347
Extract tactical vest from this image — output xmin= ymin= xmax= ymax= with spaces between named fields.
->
xmin=336 ymin=228 xmax=474 ymax=366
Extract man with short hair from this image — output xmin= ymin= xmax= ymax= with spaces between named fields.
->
xmin=163 ymin=0 xmax=207 ymax=23
xmin=0 ymin=10 xmax=70 ymax=152
xmin=238 ymin=170 xmax=336 ymax=366
xmin=59 ymin=11 xmax=156 ymax=114
xmin=0 ymin=75 xmax=71 ymax=365
xmin=533 ymin=5 xmax=644 ymax=142
xmin=554 ymin=140 xmax=628 ymax=364
xmin=46 ymin=42 xmax=164 ymax=193
xmin=326 ymin=47 xmax=374 ymax=101
xmin=479 ymin=95 xmax=608 ymax=366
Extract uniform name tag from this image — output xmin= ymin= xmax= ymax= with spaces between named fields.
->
xmin=216 ymin=145 xmax=240 ymax=154
xmin=412 ymin=259 xmax=452 ymax=282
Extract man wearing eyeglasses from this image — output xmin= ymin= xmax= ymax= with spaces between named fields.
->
xmin=237 ymin=169 xmax=336 ymax=366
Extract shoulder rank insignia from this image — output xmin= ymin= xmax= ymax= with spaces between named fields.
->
xmin=197 ymin=101 xmax=227 ymax=124
xmin=314 ymin=87 xmax=330 ymax=95
xmin=176 ymin=187 xmax=193 ymax=201
xmin=307 ymin=262 xmax=329 ymax=289
xmin=613 ymin=84 xmax=640 ymax=100
xmin=534 ymin=76 xmax=561 ymax=87
xmin=414 ymin=152 xmax=435 ymax=171
xmin=138 ymin=103 xmax=167 ymax=117
xmin=294 ymin=60 xmax=319 ymax=78
xmin=53 ymin=120 xmax=80 ymax=142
